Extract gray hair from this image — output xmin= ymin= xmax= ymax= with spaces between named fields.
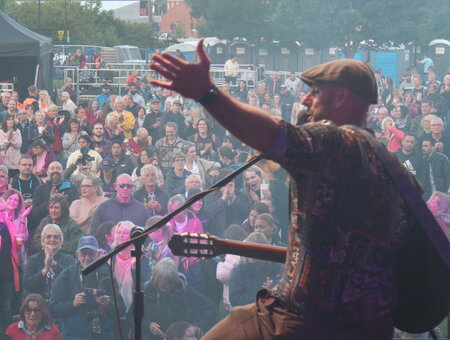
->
xmin=167 ymin=194 xmax=185 ymax=209
xmin=0 ymin=165 xmax=8 ymax=175
xmin=150 ymin=257 xmax=179 ymax=288
xmin=41 ymin=224 xmax=64 ymax=245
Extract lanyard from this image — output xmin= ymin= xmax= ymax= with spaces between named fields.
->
xmin=18 ymin=179 xmax=32 ymax=194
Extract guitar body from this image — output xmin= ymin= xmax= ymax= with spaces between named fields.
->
xmin=393 ymin=223 xmax=450 ymax=333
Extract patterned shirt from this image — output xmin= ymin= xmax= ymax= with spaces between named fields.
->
xmin=266 ymin=120 xmax=413 ymax=329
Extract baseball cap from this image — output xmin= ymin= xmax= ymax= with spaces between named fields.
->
xmin=101 ymin=83 xmax=110 ymax=90
xmin=173 ymin=100 xmax=182 ymax=106
xmin=151 ymin=98 xmax=160 ymax=104
xmin=77 ymin=236 xmax=99 ymax=251
xmin=300 ymin=59 xmax=378 ymax=104
xmin=100 ymin=157 xmax=115 ymax=170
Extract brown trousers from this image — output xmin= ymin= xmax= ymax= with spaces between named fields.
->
xmin=202 ymin=291 xmax=394 ymax=340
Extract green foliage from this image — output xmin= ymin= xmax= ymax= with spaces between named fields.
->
xmin=3 ymin=0 xmax=154 ymax=48
xmin=187 ymin=0 xmax=446 ymax=57
xmin=174 ymin=21 xmax=185 ymax=39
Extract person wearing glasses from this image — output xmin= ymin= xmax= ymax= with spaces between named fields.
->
xmin=24 ymin=224 xmax=75 ymax=302
xmin=69 ymin=177 xmax=107 ymax=235
xmin=5 ymin=293 xmax=62 ymax=339
xmin=90 ymin=174 xmax=149 ymax=234
xmin=10 ymin=155 xmax=41 ymax=203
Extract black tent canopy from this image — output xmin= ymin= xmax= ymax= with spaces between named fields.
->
xmin=0 ymin=10 xmax=52 ymax=99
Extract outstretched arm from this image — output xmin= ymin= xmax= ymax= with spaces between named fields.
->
xmin=150 ymin=39 xmax=282 ymax=154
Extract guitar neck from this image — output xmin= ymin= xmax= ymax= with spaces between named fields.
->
xmin=218 ymin=239 xmax=287 ymax=263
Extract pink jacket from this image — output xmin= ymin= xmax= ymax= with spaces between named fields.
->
xmin=0 ymin=218 xmax=26 ymax=291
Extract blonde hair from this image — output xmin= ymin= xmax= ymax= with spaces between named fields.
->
xmin=240 ymin=232 xmax=269 ymax=264
xmin=184 ymin=174 xmax=203 ymax=189
xmin=105 ymin=112 xmax=120 ymax=130
xmin=112 ymin=220 xmax=135 ymax=248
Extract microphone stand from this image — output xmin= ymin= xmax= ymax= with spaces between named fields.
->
xmin=82 ymin=154 xmax=263 ymax=340
xmin=130 ymin=226 xmax=145 ymax=340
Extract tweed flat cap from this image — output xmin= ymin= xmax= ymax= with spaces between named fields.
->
xmin=301 ymin=59 xmax=378 ymax=104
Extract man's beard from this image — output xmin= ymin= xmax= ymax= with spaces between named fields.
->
xmin=50 ymin=173 xmax=62 ymax=185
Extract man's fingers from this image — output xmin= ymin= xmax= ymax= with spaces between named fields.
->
xmin=159 ymin=52 xmax=186 ymax=68
xmin=197 ymin=38 xmax=210 ymax=67
xmin=150 ymin=63 xmax=177 ymax=81
xmin=150 ymin=79 xmax=174 ymax=91
xmin=151 ymin=55 xmax=181 ymax=75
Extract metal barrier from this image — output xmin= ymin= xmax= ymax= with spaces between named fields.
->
xmin=0 ymin=83 xmax=14 ymax=92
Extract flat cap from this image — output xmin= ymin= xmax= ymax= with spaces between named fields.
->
xmin=301 ymin=59 xmax=378 ymax=104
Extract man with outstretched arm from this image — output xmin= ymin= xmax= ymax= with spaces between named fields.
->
xmin=150 ymin=40 xmax=414 ymax=340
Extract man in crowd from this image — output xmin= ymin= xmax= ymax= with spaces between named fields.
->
xmin=133 ymin=164 xmax=169 ymax=216
xmin=96 ymin=84 xmax=111 ymax=110
xmin=224 ymin=55 xmax=239 ymax=85
xmin=1 ymin=98 xmax=17 ymax=122
xmin=159 ymin=100 xmax=186 ymax=138
xmin=23 ymin=85 xmax=39 ymax=112
xmin=143 ymin=98 xmax=164 ymax=143
xmin=155 ymin=122 xmax=185 ymax=172
xmin=50 ymin=236 xmax=125 ymax=340
xmin=31 ymin=161 xmax=79 ymax=224
xmin=394 ymin=133 xmax=421 ymax=176
xmin=407 ymin=99 xmax=435 ymax=136
xmin=0 ymin=91 xmax=11 ymax=112
xmin=124 ymin=94 xmax=139 ymax=117
xmin=16 ymin=108 xmax=32 ymax=153
xmin=284 ymin=72 xmax=301 ymax=98
xmin=10 ymin=155 xmax=41 ymax=202
xmin=164 ymin=152 xmax=191 ymax=197
xmin=61 ymin=91 xmax=77 ymax=116
xmin=279 ymin=85 xmax=296 ymax=122
xmin=128 ymin=82 xmax=145 ymax=108
xmin=416 ymin=137 xmax=450 ymax=200
xmin=91 ymin=122 xmax=111 ymax=158
xmin=126 ymin=127 xmax=152 ymax=157
xmin=429 ymin=116 xmax=450 ymax=159
xmin=150 ymin=40 xmax=419 ymax=339
xmin=90 ymin=174 xmax=149 ymax=233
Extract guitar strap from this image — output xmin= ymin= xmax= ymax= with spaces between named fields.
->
xmin=351 ymin=126 xmax=450 ymax=334
xmin=351 ymin=126 xmax=450 ymax=269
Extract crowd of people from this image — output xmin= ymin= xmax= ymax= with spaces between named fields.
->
xmin=0 ymin=51 xmax=449 ymax=339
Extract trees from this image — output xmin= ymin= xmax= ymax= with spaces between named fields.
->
xmin=3 ymin=0 xmax=155 ymax=48
xmin=187 ymin=0 xmax=446 ymax=58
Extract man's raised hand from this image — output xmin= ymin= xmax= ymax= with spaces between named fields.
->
xmin=150 ymin=39 xmax=213 ymax=101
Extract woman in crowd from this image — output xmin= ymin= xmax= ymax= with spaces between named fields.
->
xmin=0 ymin=115 xmax=22 ymax=178
xmin=69 ymin=176 xmax=107 ymax=235
xmin=403 ymin=91 xmax=419 ymax=119
xmin=131 ymin=147 xmax=157 ymax=184
xmin=5 ymin=294 xmax=62 ymax=339
xmin=381 ymin=116 xmax=405 ymax=153
xmin=24 ymin=224 xmax=75 ymax=302
xmin=182 ymin=142 xmax=221 ymax=185
xmin=26 ymin=139 xmax=57 ymax=183
xmin=165 ymin=321 xmax=199 ymax=340
xmin=381 ymin=76 xmax=394 ymax=108
xmin=134 ymin=106 xmax=147 ymax=133
xmin=167 ymin=194 xmax=205 ymax=292
xmin=235 ymin=80 xmax=248 ymax=102
xmin=229 ymin=232 xmax=280 ymax=308
xmin=38 ymin=90 xmax=54 ymax=115
xmin=184 ymin=174 xmax=203 ymax=197
xmin=241 ymin=202 xmax=270 ymax=234
xmin=62 ymin=118 xmax=87 ymax=160
xmin=94 ymin=221 xmax=116 ymax=254
xmin=187 ymin=188 xmax=216 ymax=235
xmin=143 ymin=258 xmax=216 ymax=340
xmin=242 ymin=165 xmax=271 ymax=205
xmin=188 ymin=119 xmax=221 ymax=161
xmin=28 ymin=111 xmax=54 ymax=147
xmin=145 ymin=215 xmax=178 ymax=269
xmin=427 ymin=191 xmax=450 ymax=237
xmin=254 ymin=213 xmax=282 ymax=246
xmin=391 ymin=104 xmax=409 ymax=131
xmin=86 ymin=100 xmax=104 ymax=126
xmin=0 ymin=197 xmax=25 ymax=332
xmin=33 ymin=196 xmax=83 ymax=254
xmin=109 ymin=96 xmax=135 ymax=139
xmin=216 ymin=224 xmax=248 ymax=312
xmin=104 ymin=112 xmax=125 ymax=144
xmin=4 ymin=189 xmax=31 ymax=240
xmin=112 ymin=221 xmax=150 ymax=314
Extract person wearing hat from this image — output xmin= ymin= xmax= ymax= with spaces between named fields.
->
xmin=96 ymin=84 xmax=111 ymax=113
xmin=143 ymin=98 xmax=164 ymax=142
xmin=50 ymin=235 xmax=125 ymax=340
xmin=98 ymin=157 xmax=116 ymax=198
xmin=159 ymin=100 xmax=187 ymax=139
xmin=150 ymin=40 xmax=420 ymax=339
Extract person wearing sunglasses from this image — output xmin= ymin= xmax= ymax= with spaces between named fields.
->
xmin=5 ymin=293 xmax=62 ymax=339
xmin=90 ymin=174 xmax=149 ymax=234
